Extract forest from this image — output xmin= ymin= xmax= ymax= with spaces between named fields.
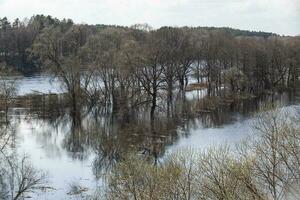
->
xmin=0 ymin=14 xmax=300 ymax=199
xmin=1 ymin=15 xmax=299 ymax=121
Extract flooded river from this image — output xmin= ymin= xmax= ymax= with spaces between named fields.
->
xmin=2 ymin=74 xmax=300 ymax=199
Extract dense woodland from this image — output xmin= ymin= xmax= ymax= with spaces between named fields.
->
xmin=1 ymin=15 xmax=300 ymax=122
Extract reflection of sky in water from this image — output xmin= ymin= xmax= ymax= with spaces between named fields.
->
xmin=167 ymin=116 xmax=253 ymax=153
xmin=185 ymin=89 xmax=207 ymax=101
xmin=16 ymin=117 xmax=100 ymax=199
xmin=12 ymin=104 xmax=299 ymax=199
xmin=167 ymin=104 xmax=300 ymax=154
xmin=1 ymin=74 xmax=63 ymax=95
xmin=3 ymin=75 xmax=299 ymax=199
xmin=3 ymin=73 xmax=106 ymax=96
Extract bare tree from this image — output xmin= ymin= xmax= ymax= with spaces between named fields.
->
xmin=0 ymin=79 xmax=17 ymax=123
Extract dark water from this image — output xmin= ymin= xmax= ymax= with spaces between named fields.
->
xmin=3 ymin=75 xmax=300 ymax=199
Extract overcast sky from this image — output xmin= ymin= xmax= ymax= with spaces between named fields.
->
xmin=0 ymin=0 xmax=299 ymax=36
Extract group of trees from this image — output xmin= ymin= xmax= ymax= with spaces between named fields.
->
xmin=1 ymin=15 xmax=300 ymax=121
xmin=0 ymin=16 xmax=59 ymax=71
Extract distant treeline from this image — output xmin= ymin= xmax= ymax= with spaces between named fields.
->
xmin=0 ymin=15 xmax=282 ymax=72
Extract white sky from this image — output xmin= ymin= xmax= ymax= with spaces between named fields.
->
xmin=0 ymin=0 xmax=299 ymax=36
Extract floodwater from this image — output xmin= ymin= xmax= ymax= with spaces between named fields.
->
xmin=13 ymin=114 xmax=100 ymax=199
xmin=1 ymin=73 xmax=62 ymax=95
xmin=2 ymin=74 xmax=300 ymax=199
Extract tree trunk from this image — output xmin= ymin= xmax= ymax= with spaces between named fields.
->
xmin=150 ymin=92 xmax=157 ymax=121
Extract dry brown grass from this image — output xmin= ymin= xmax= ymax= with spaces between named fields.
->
xmin=185 ymin=83 xmax=208 ymax=91
xmin=195 ymin=96 xmax=221 ymax=112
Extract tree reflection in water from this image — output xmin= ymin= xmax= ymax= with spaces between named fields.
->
xmin=12 ymin=90 xmax=298 ymax=187
xmin=0 ymin=117 xmax=48 ymax=200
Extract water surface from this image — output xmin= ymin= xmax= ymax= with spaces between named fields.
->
xmin=1 ymin=73 xmax=62 ymax=95
xmin=4 ymin=75 xmax=300 ymax=199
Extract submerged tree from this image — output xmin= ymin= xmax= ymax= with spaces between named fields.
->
xmin=0 ymin=79 xmax=17 ymax=123
xmin=30 ymin=22 xmax=94 ymax=121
